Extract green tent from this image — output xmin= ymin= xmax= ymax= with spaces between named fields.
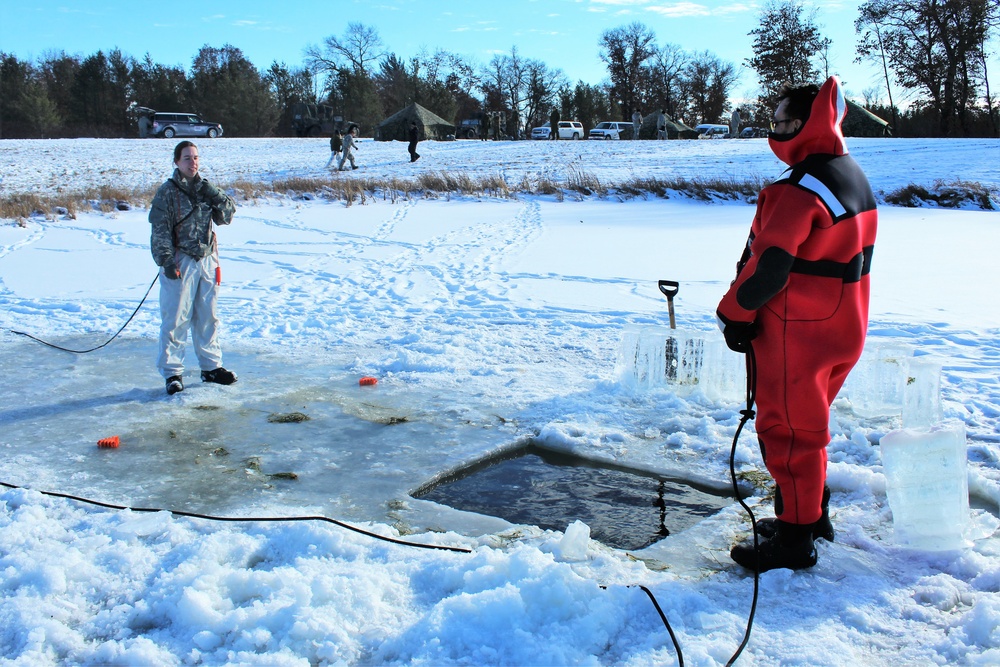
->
xmin=375 ymin=103 xmax=456 ymax=141
xmin=843 ymin=100 xmax=892 ymax=137
xmin=637 ymin=113 xmax=699 ymax=139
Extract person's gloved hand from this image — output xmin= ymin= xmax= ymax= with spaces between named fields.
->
xmin=162 ymin=262 xmax=180 ymax=280
xmin=199 ymin=179 xmax=223 ymax=204
xmin=717 ymin=313 xmax=757 ymax=353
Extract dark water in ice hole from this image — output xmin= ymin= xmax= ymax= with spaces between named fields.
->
xmin=415 ymin=444 xmax=732 ymax=551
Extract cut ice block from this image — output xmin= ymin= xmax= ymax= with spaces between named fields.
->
xmin=616 ymin=327 xmax=745 ymax=402
xmin=844 ymin=343 xmax=914 ymax=418
xmin=902 ymin=357 xmax=943 ymax=428
xmin=880 ymin=423 xmax=969 ymax=550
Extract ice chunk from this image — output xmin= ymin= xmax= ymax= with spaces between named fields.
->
xmin=880 ymin=423 xmax=970 ymax=550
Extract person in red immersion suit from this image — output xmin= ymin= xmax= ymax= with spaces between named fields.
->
xmin=717 ymin=76 xmax=878 ymax=572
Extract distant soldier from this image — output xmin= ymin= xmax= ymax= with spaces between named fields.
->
xmin=325 ymin=129 xmax=343 ymax=169
xmin=481 ymin=113 xmax=491 ymax=141
xmin=631 ymin=110 xmax=642 ymax=139
xmin=657 ymin=110 xmax=667 ymax=140
xmin=730 ymin=108 xmax=742 ymax=137
xmin=408 ymin=121 xmax=421 ymax=163
xmin=549 ymin=107 xmax=560 ymax=140
xmin=338 ymin=125 xmax=359 ymax=171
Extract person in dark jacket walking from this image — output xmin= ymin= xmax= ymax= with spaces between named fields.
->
xmin=149 ymin=141 xmax=238 ymax=395
xmin=549 ymin=108 xmax=560 ymax=140
xmin=325 ymin=129 xmax=343 ymax=169
xmin=717 ymin=76 xmax=878 ymax=572
xmin=408 ymin=121 xmax=421 ymax=162
xmin=481 ymin=113 xmax=491 ymax=141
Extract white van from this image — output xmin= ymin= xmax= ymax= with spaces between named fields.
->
xmin=695 ymin=124 xmax=730 ymax=139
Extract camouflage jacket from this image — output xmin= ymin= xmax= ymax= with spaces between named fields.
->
xmin=149 ymin=169 xmax=236 ymax=266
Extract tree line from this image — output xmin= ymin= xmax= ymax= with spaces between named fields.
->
xmin=2 ymin=0 xmax=997 ymax=140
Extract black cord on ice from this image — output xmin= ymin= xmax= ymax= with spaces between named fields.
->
xmin=0 ymin=480 xmax=472 ymax=554
xmin=726 ymin=344 xmax=761 ymax=667
xmin=9 ymin=272 xmax=160 ymax=354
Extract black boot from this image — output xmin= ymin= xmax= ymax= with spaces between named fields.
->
xmin=166 ymin=375 xmax=184 ymax=395
xmin=731 ymin=520 xmax=817 ymax=573
xmin=756 ymin=486 xmax=834 ymax=542
xmin=201 ymin=367 xmax=237 ymax=385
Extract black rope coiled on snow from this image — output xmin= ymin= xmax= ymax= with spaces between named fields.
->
xmin=9 ymin=272 xmax=160 ymax=353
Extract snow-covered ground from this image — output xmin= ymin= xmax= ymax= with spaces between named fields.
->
xmin=1 ymin=137 xmax=999 ymax=665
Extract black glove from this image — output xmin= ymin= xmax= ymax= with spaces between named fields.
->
xmin=199 ymin=179 xmax=223 ymax=204
xmin=162 ymin=262 xmax=180 ymax=280
xmin=721 ymin=318 xmax=757 ymax=353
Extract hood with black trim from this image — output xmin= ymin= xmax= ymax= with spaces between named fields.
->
xmin=769 ymin=76 xmax=849 ymax=167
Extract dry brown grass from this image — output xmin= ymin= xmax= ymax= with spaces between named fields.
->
xmin=3 ymin=170 xmax=995 ymax=223
xmin=884 ymin=179 xmax=998 ymax=210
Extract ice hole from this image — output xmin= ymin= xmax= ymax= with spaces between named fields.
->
xmin=413 ymin=442 xmax=732 ymax=550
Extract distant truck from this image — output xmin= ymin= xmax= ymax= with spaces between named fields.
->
xmin=291 ymin=103 xmax=343 ymax=137
xmin=456 ymin=119 xmax=482 ymax=139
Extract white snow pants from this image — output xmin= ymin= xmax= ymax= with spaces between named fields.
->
xmin=338 ymin=147 xmax=356 ymax=170
xmin=157 ymin=252 xmax=223 ymax=379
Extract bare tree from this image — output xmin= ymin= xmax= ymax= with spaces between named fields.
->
xmin=646 ymin=43 xmax=689 ymax=118
xmin=682 ymin=51 xmax=739 ymax=125
xmin=856 ymin=0 xmax=999 ymax=136
xmin=306 ymin=23 xmax=386 ymax=80
xmin=855 ymin=16 xmax=899 ymax=130
xmin=599 ymin=22 xmax=657 ymax=117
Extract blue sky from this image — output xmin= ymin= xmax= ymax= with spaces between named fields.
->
xmin=1 ymin=0 xmax=986 ymax=104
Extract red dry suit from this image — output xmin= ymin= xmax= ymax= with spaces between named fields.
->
xmin=717 ymin=76 xmax=878 ymax=525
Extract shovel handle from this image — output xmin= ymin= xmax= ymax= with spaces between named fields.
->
xmin=658 ymin=280 xmax=679 ymax=329
xmin=658 ymin=280 xmax=679 ymax=299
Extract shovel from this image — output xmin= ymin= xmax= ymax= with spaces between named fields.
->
xmin=658 ymin=280 xmax=679 ymax=329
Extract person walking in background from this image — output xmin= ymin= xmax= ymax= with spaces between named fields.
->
xmin=549 ymin=107 xmax=560 ymax=140
xmin=657 ymin=110 xmax=667 ymax=139
xmin=149 ymin=141 xmax=238 ymax=396
xmin=338 ymin=124 xmax=359 ymax=171
xmin=138 ymin=113 xmax=151 ymax=139
xmin=481 ymin=113 xmax=491 ymax=141
xmin=325 ymin=128 xmax=343 ymax=169
xmin=716 ymin=77 xmax=878 ymax=573
xmin=631 ymin=109 xmax=642 ymax=139
xmin=407 ymin=121 xmax=421 ymax=162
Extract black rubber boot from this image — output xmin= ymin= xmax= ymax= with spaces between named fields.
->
xmin=201 ymin=367 xmax=237 ymax=385
xmin=756 ymin=486 xmax=834 ymax=543
xmin=166 ymin=375 xmax=184 ymax=395
xmin=731 ymin=520 xmax=818 ymax=573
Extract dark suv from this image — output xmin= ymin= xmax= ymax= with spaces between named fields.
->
xmin=152 ymin=112 xmax=224 ymax=139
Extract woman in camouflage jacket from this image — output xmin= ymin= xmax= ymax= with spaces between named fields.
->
xmin=149 ymin=141 xmax=238 ymax=395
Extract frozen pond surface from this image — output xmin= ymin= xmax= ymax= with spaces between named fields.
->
xmin=0 ymin=337 xmax=526 ymax=533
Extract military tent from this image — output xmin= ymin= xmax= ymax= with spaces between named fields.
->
xmin=843 ymin=100 xmax=892 ymax=137
xmin=637 ymin=113 xmax=699 ymax=139
xmin=375 ymin=103 xmax=455 ymax=141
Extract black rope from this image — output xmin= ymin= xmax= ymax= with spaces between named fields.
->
xmin=0 ymin=480 xmax=472 ymax=554
xmin=10 ymin=272 xmax=160 ymax=353
xmin=726 ymin=344 xmax=760 ymax=667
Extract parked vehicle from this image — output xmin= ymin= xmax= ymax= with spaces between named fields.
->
xmin=531 ymin=121 xmax=585 ymax=140
xmin=588 ymin=121 xmax=633 ymax=140
xmin=694 ymin=123 xmax=730 ymax=139
xmin=456 ymin=119 xmax=482 ymax=139
xmin=290 ymin=103 xmax=343 ymax=137
xmin=739 ymin=126 xmax=769 ymax=138
xmin=151 ymin=112 xmax=223 ymax=139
